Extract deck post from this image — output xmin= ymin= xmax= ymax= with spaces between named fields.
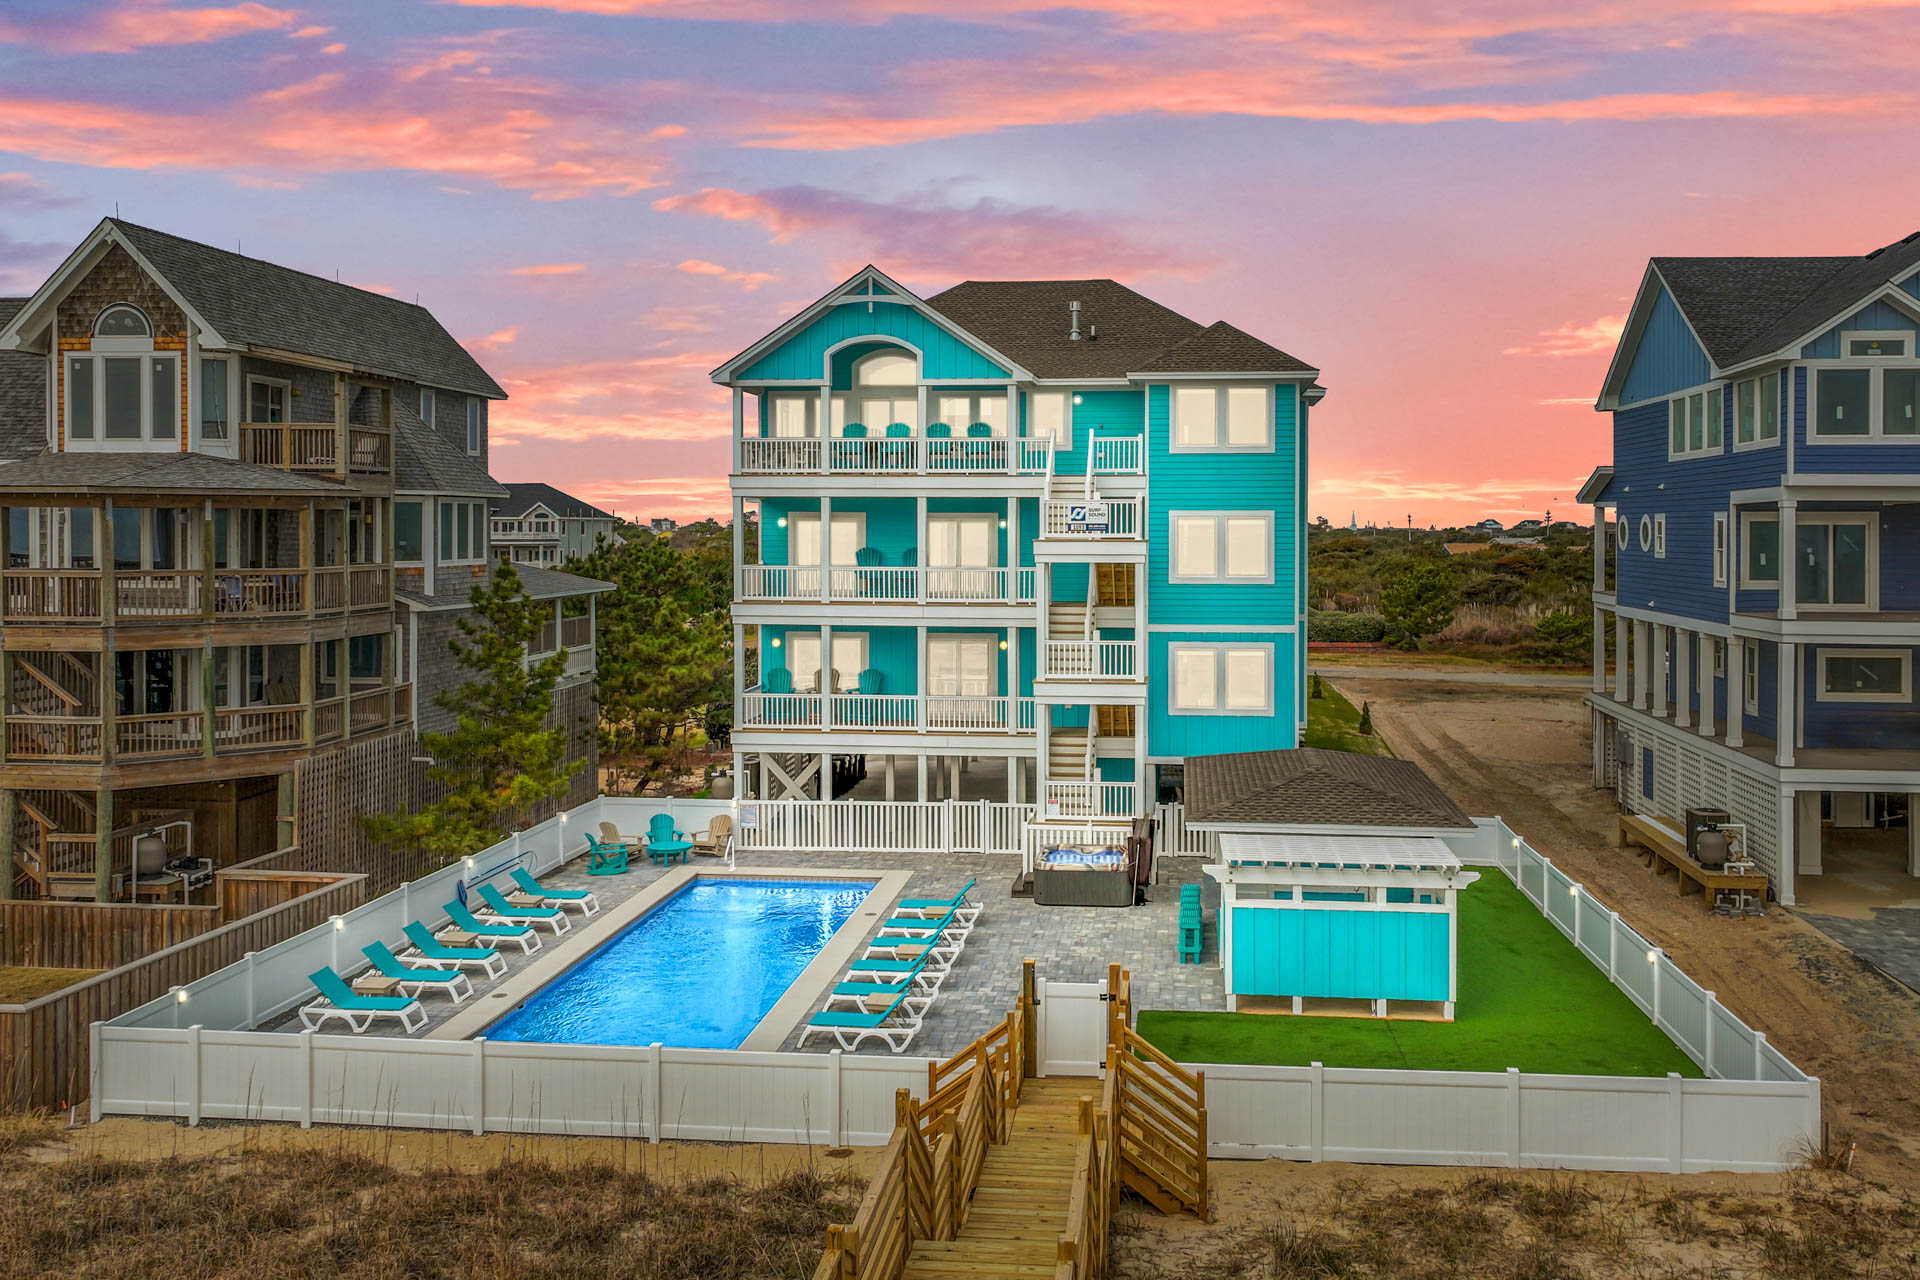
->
xmin=1020 ymin=959 xmax=1037 ymax=1076
xmin=0 ymin=788 xmax=14 ymax=901
xmin=92 ymin=788 xmax=114 ymax=902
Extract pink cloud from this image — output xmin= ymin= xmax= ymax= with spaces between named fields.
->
xmin=290 ymin=24 xmax=331 ymax=37
xmin=0 ymin=1 xmax=296 ymax=53
xmin=675 ymin=258 xmax=778 ymax=290
xmin=1503 ymin=315 xmax=1628 ymax=358
xmin=509 ymin=263 xmax=588 ymax=276
xmin=654 ymin=185 xmax=1211 ymax=280
xmin=0 ymin=60 xmax=680 ymax=199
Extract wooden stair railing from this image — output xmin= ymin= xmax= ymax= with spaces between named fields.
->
xmin=814 ymin=996 xmax=1033 ymax=1280
xmin=1055 ymin=1074 xmax=1120 ymax=1280
xmin=1105 ymin=963 xmax=1209 ymax=1219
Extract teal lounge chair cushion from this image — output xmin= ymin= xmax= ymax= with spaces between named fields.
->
xmin=899 ymin=878 xmax=976 ymax=910
xmin=445 ymin=900 xmax=532 ymax=937
xmin=404 ymin=921 xmax=496 ymax=961
xmin=310 ymin=966 xmax=414 ymax=1011
xmin=477 ymin=883 xmax=562 ymax=919
xmin=511 ymin=868 xmax=591 ymax=900
xmin=364 ymin=940 xmax=462 ymax=983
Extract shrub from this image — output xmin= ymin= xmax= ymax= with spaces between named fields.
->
xmin=1380 ymin=564 xmax=1457 ymax=649
xmin=1308 ymin=610 xmax=1387 ymax=643
xmin=1358 ymin=701 xmax=1374 ymax=735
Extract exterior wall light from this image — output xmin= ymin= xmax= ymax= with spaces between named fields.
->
xmin=776 ymin=516 xmax=788 ymax=528
xmin=999 ymin=639 xmax=1009 ymax=650
xmin=771 ymin=636 xmax=782 ymax=648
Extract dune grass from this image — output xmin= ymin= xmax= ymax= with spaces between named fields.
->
xmin=1137 ymin=872 xmax=1700 ymax=1077
xmin=1301 ymin=677 xmax=1391 ymax=757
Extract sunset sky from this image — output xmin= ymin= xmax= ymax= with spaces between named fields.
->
xmin=1 ymin=1 xmax=1914 ymax=526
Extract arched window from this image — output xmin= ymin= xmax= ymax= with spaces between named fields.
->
xmin=854 ymin=350 xmax=915 ymax=387
xmin=94 ymin=305 xmax=151 ymax=340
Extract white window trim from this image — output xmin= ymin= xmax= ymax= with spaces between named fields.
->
xmin=465 ymin=398 xmax=481 ymax=454
xmin=788 ymin=629 xmax=870 ymax=693
xmin=1666 ymin=383 xmax=1724 ymax=461
xmin=395 ymin=499 xmax=426 ymax=566
xmin=1788 ymin=510 xmax=1880 ymax=612
xmin=1815 ymin=647 xmax=1912 ymax=704
xmin=1615 ymin=516 xmax=1628 ymax=551
xmin=1731 ymin=371 xmax=1784 ymax=453
xmin=1808 ymin=355 xmax=1920 ymax=443
xmin=1167 ymin=642 xmax=1274 ymax=717
xmin=1653 ymin=513 xmax=1667 ymax=559
xmin=1739 ymin=511 xmax=1780 ymax=589
xmin=64 ymin=350 xmax=181 ymax=451
xmin=1169 ymin=384 xmax=1273 ymax=454
xmin=246 ymin=374 xmax=290 ymax=425
xmin=932 ymin=392 xmax=1010 ymax=437
xmin=1027 ymin=390 xmax=1070 ymax=446
xmin=1743 ymin=639 xmax=1761 ymax=714
xmin=1637 ymin=514 xmax=1653 ymax=553
xmin=787 ymin=511 xmax=867 ymax=566
xmin=1839 ymin=329 xmax=1912 ymax=361
xmin=926 ymin=513 xmax=1000 ymax=568
xmin=437 ymin=498 xmax=489 ymax=566
xmin=926 ymin=631 xmax=1000 ymax=697
xmin=1713 ymin=638 xmax=1725 ymax=678
xmin=768 ymin=392 xmax=821 ymax=439
xmin=1712 ymin=512 xmax=1728 ymax=586
xmin=1167 ymin=510 xmax=1274 ymax=584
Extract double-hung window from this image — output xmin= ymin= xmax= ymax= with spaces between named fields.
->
xmin=1712 ymin=512 xmax=1728 ymax=586
xmin=466 ymin=399 xmax=481 ymax=453
xmin=1169 ymin=512 xmax=1272 ymax=583
xmin=1733 ymin=371 xmax=1781 ymax=448
xmin=1667 ymin=385 xmax=1722 ymax=459
xmin=1743 ymin=639 xmax=1761 ymax=713
xmin=247 ymin=376 xmax=287 ymax=424
xmin=1169 ymin=643 xmax=1272 ymax=716
xmin=1172 ymin=385 xmax=1271 ymax=451
xmin=1811 ymin=333 xmax=1920 ymax=439
xmin=1816 ymin=648 xmax=1911 ymax=703
xmin=1653 ymin=514 xmax=1667 ymax=559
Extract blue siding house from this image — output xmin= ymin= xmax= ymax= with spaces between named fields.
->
xmin=1582 ymin=232 xmax=1920 ymax=905
xmin=718 ymin=267 xmax=1321 ymax=821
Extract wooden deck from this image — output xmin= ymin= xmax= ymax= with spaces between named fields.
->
xmin=901 ymin=1078 xmax=1090 ymax=1279
xmin=1617 ymin=814 xmax=1770 ymax=911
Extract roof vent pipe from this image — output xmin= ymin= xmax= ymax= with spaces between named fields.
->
xmin=1069 ymin=300 xmax=1081 ymax=341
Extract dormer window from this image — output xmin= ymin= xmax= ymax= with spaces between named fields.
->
xmin=94 ymin=305 xmax=150 ymax=339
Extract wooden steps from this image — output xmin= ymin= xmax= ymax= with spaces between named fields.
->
xmin=900 ymin=1079 xmax=1098 ymax=1279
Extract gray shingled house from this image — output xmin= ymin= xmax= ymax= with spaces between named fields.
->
xmin=0 ymin=218 xmax=606 ymax=900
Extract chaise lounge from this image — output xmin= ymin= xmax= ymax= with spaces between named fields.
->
xmin=473 ymin=882 xmax=574 ymax=935
xmin=510 ymin=867 xmax=601 ymax=916
xmin=400 ymin=921 xmax=507 ymax=978
xmin=443 ymin=899 xmax=544 ymax=954
xmin=360 ymin=941 xmax=475 ymax=1003
xmin=299 ymin=966 xmax=427 ymax=1035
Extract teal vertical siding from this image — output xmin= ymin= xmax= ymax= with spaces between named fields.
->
xmin=1146 ymin=383 xmax=1300 ymax=628
xmin=1620 ymin=285 xmax=1711 ymax=403
xmin=1229 ymin=907 xmax=1449 ymax=1001
xmin=739 ymin=302 xmax=1010 ymax=381
xmin=1096 ymin=756 xmax=1135 ymax=783
xmin=1146 ymin=630 xmax=1299 ymax=757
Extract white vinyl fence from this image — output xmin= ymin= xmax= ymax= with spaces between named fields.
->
xmin=89 ymin=796 xmax=1822 ymax=1172
xmin=734 ymin=799 xmax=1031 ymax=855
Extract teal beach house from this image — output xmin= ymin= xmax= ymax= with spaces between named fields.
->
xmin=720 ymin=267 xmax=1322 ymax=819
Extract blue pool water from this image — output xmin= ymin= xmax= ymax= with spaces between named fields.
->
xmin=486 ymin=877 xmax=876 ymax=1049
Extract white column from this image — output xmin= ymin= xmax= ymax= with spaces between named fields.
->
xmin=1006 ymin=498 xmax=1020 ymax=604
xmin=949 ymin=756 xmax=961 ymax=800
xmin=733 ymin=750 xmax=747 ymax=800
xmin=1036 ymin=562 xmax=1050 ymax=677
xmin=1698 ymin=631 xmax=1717 ymax=738
xmin=1777 ymin=501 xmax=1797 ymax=621
xmin=732 ymin=387 xmax=744 ymax=473
xmin=733 ymin=621 xmax=746 ymax=717
xmin=915 ymin=494 xmax=928 ymax=603
xmin=819 ymin=496 xmax=832 ymax=603
xmin=1037 ymin=708 xmax=1051 ymax=808
xmin=1726 ymin=636 xmax=1745 ymax=749
xmin=1795 ymin=789 xmax=1822 ymax=879
xmin=732 ymin=495 xmax=745 ymax=594
xmin=1674 ymin=627 xmax=1691 ymax=729
xmin=818 ymin=383 xmax=830 ymax=475
xmin=1006 ymin=385 xmax=1019 ymax=474
xmin=1613 ymin=613 xmax=1628 ymax=701
xmin=1908 ymin=793 xmax=1920 ymax=878
xmin=1592 ymin=503 xmax=1606 ymax=593
xmin=1776 ymin=640 xmax=1796 ymax=767
xmin=820 ymin=750 xmax=833 ymax=802
xmin=1633 ymin=620 xmax=1652 ymax=710
xmin=884 ymin=755 xmax=897 ymax=801
xmin=1006 ymin=626 xmax=1020 ymax=730
xmin=1133 ymin=714 xmax=1147 ymax=816
xmin=916 ymin=625 xmax=928 ymax=732
xmin=916 ymin=753 xmax=928 ymax=801
xmin=1651 ymin=625 xmax=1668 ymax=718
xmin=1592 ymin=607 xmax=1607 ymax=694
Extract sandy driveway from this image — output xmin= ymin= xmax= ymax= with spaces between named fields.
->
xmin=1329 ymin=671 xmax=1920 ymax=1190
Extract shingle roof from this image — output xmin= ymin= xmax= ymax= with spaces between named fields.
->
xmin=392 ymin=402 xmax=506 ymax=498
xmin=1184 ymin=748 xmax=1475 ymax=830
xmin=1653 ymin=230 xmax=1920 ymax=367
xmin=927 ymin=278 xmax=1203 ymax=380
xmin=1131 ymin=320 xmax=1316 ymax=374
xmin=0 ymin=299 xmax=45 ymax=463
xmin=496 ymin=481 xmax=614 ymax=520
xmin=398 ymin=562 xmax=612 ymax=609
xmin=0 ymin=449 xmax=346 ymax=494
xmin=110 ymin=219 xmax=506 ymax=399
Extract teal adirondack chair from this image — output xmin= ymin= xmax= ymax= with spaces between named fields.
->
xmin=883 ymin=420 xmax=912 ymax=468
xmin=585 ymin=832 xmax=629 ymax=875
xmin=646 ymin=812 xmax=692 ymax=866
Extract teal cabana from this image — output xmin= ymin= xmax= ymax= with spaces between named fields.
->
xmin=1183 ymin=749 xmax=1480 ymax=1021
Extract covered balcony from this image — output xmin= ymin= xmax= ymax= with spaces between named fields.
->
xmin=739 ymin=496 xmax=1040 ymax=608
xmin=735 ymin=623 xmax=1036 ymax=735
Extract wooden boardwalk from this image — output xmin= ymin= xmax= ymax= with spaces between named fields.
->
xmin=901 ymin=1078 xmax=1094 ymax=1279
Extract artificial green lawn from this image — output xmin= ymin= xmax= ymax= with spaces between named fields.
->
xmin=1137 ymin=872 xmax=1701 ymax=1078
xmin=1301 ymin=676 xmax=1392 ymax=757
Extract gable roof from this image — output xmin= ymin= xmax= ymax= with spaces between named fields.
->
xmin=0 ymin=299 xmax=44 ymax=463
xmin=926 ymin=278 xmax=1204 ymax=380
xmin=1128 ymin=319 xmax=1316 ymax=375
xmin=393 ymin=413 xmax=507 ymax=498
xmin=1184 ymin=748 xmax=1474 ymax=830
xmin=496 ymin=481 xmax=615 ymax=520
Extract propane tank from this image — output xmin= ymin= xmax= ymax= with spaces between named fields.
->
xmin=1695 ymin=826 xmax=1731 ymax=870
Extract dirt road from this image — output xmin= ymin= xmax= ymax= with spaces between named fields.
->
xmin=1329 ymin=671 xmax=1920 ymax=1188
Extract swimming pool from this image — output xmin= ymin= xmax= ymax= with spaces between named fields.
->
xmin=485 ymin=876 xmax=876 ymax=1049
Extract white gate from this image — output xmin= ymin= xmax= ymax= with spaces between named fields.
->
xmin=1037 ymin=977 xmax=1108 ymax=1077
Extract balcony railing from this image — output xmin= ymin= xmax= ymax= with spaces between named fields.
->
xmin=739 ymin=435 xmax=1054 ymax=477
xmin=1039 ymin=496 xmax=1144 ymax=540
xmin=738 ymin=689 xmax=1038 ymax=733
xmin=1091 ymin=437 xmax=1144 ymax=474
xmin=493 ymin=518 xmax=559 ymax=540
xmin=1040 ymin=640 xmax=1141 ymax=681
xmin=240 ymin=423 xmax=391 ymax=476
xmin=0 ymin=684 xmax=412 ymax=765
xmin=1043 ymin=780 xmax=1138 ymax=819
xmin=738 ymin=565 xmax=1037 ymax=605
xmin=0 ymin=564 xmax=391 ymax=623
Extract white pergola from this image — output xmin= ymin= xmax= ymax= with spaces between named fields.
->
xmin=1203 ymin=832 xmax=1480 ymax=1018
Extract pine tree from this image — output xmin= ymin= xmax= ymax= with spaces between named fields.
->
xmin=1357 ymin=701 xmax=1375 ymax=735
xmin=362 ymin=562 xmax=583 ymax=863
xmin=570 ymin=532 xmax=729 ymax=795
